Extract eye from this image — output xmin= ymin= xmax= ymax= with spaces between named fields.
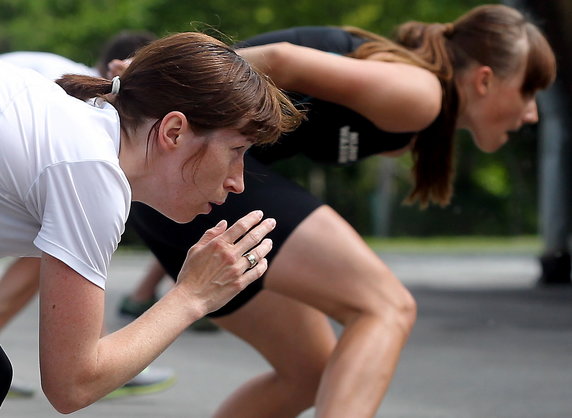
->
xmin=521 ymin=88 xmax=536 ymax=100
xmin=233 ymin=141 xmax=253 ymax=153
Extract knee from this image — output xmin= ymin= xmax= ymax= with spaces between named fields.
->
xmin=341 ymin=272 xmax=417 ymax=337
xmin=385 ymin=284 xmax=417 ymax=336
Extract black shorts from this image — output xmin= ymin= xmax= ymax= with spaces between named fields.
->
xmin=130 ymin=155 xmax=322 ymax=317
xmin=0 ymin=345 xmax=12 ymax=406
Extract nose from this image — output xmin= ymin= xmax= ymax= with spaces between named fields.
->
xmin=523 ymin=99 xmax=539 ymax=124
xmin=224 ymin=159 xmax=245 ymax=194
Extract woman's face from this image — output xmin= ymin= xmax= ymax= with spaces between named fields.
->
xmin=147 ymin=126 xmax=250 ymax=223
xmin=457 ymin=60 xmax=539 ymax=153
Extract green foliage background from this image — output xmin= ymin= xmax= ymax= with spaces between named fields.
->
xmin=0 ymin=0 xmax=539 ymax=238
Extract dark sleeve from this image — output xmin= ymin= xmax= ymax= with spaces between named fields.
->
xmin=234 ymin=26 xmax=367 ymax=54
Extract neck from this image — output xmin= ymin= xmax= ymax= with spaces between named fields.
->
xmin=118 ymin=123 xmax=154 ymax=201
xmin=453 ymin=75 xmax=469 ymax=130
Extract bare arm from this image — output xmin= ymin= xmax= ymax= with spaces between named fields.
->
xmin=39 ymin=210 xmax=274 ymax=413
xmin=237 ymin=42 xmax=443 ymax=133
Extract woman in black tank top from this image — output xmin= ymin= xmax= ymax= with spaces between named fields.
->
xmin=124 ymin=5 xmax=555 ymax=416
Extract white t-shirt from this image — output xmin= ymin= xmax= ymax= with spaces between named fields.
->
xmin=0 ymin=62 xmax=131 ymax=289
xmin=0 ymin=51 xmax=98 ymax=80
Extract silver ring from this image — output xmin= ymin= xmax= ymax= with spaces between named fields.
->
xmin=243 ymin=252 xmax=257 ymax=269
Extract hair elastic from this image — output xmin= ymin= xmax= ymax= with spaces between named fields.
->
xmin=111 ymin=76 xmax=121 ymax=95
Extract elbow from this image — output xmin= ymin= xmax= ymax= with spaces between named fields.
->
xmin=416 ymin=96 xmax=442 ymax=131
xmin=401 ymin=88 xmax=442 ymax=132
xmin=418 ymin=74 xmax=444 ymax=128
xmin=404 ymin=71 xmax=443 ymax=132
xmin=261 ymin=42 xmax=298 ymax=89
xmin=42 ymin=377 xmax=95 ymax=414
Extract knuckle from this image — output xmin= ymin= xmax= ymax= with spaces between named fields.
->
xmin=228 ymin=264 xmax=243 ymax=277
xmin=248 ymin=229 xmax=262 ymax=243
xmin=221 ymin=251 xmax=236 ymax=265
xmin=235 ymin=219 xmax=251 ymax=231
xmin=235 ymin=278 xmax=251 ymax=292
xmin=211 ymin=239 xmax=227 ymax=251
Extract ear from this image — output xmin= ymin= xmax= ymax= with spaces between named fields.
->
xmin=473 ymin=66 xmax=494 ymax=96
xmin=156 ymin=111 xmax=189 ymax=150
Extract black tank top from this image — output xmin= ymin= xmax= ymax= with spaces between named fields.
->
xmin=236 ymin=27 xmax=415 ymax=165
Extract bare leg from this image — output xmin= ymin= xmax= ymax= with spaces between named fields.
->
xmin=258 ymin=206 xmax=416 ymax=417
xmin=119 ymin=258 xmax=168 ymax=319
xmin=127 ymin=258 xmax=166 ymax=303
xmin=212 ymin=290 xmax=336 ymax=418
xmin=0 ymin=258 xmax=40 ymax=329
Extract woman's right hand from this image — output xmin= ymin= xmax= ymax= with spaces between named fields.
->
xmin=175 ymin=210 xmax=275 ymax=315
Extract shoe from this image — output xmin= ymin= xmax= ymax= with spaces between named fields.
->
xmin=538 ymin=250 xmax=572 ymax=285
xmin=104 ymin=365 xmax=176 ymax=400
xmin=188 ymin=316 xmax=220 ymax=332
xmin=7 ymin=381 xmax=35 ymax=398
xmin=119 ymin=295 xmax=158 ymax=318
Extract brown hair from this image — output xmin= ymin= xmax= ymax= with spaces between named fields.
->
xmin=57 ymin=32 xmax=302 ymax=151
xmin=345 ymin=5 xmax=556 ymax=207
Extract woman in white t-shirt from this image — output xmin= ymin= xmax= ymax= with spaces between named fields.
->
xmin=0 ymin=31 xmax=300 ymax=413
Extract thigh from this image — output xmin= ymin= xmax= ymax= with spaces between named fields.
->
xmin=264 ymin=205 xmax=408 ymax=321
xmin=213 ymin=289 xmax=336 ymax=376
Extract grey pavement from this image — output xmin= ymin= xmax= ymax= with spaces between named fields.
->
xmin=1 ymin=249 xmax=571 ymax=417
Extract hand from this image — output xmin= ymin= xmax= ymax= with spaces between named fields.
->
xmin=175 ymin=210 xmax=275 ymax=315
xmin=106 ymin=58 xmax=132 ymax=79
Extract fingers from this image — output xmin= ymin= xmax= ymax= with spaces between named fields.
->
xmin=222 ymin=211 xmax=276 ymax=255
xmin=219 ymin=210 xmax=265 ymax=244
xmin=239 ymin=257 xmax=269 ymax=288
xmin=106 ymin=58 xmax=132 ymax=79
xmin=195 ymin=219 xmax=228 ymax=246
xmin=241 ymin=238 xmax=273 ymax=272
xmin=243 ymin=252 xmax=258 ymax=269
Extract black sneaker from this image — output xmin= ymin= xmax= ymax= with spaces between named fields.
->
xmin=538 ymin=250 xmax=572 ymax=285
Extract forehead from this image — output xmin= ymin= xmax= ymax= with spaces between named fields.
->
xmin=499 ymin=36 xmax=528 ymax=76
xmin=497 ymin=50 xmax=528 ymax=90
xmin=204 ymin=127 xmax=250 ymax=146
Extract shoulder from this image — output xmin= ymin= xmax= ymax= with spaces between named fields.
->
xmin=34 ymin=160 xmax=131 ymax=288
xmin=328 ymin=58 xmax=443 ymax=132
xmin=0 ymin=52 xmax=97 ymax=80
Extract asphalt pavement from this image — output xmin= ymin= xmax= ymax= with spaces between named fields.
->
xmin=1 ymin=249 xmax=571 ymax=417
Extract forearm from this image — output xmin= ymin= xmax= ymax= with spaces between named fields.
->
xmin=41 ymin=284 xmax=202 ymax=413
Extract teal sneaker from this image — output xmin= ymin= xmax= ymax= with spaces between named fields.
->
xmin=189 ymin=316 xmax=220 ymax=333
xmin=7 ymin=381 xmax=35 ymax=398
xmin=104 ymin=366 xmax=176 ymax=400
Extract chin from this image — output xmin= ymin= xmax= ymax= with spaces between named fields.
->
xmin=482 ymin=144 xmax=502 ymax=153
xmin=474 ymin=136 xmax=506 ymax=153
xmin=153 ymin=206 xmax=199 ymax=224
xmin=172 ymin=213 xmax=199 ymax=224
